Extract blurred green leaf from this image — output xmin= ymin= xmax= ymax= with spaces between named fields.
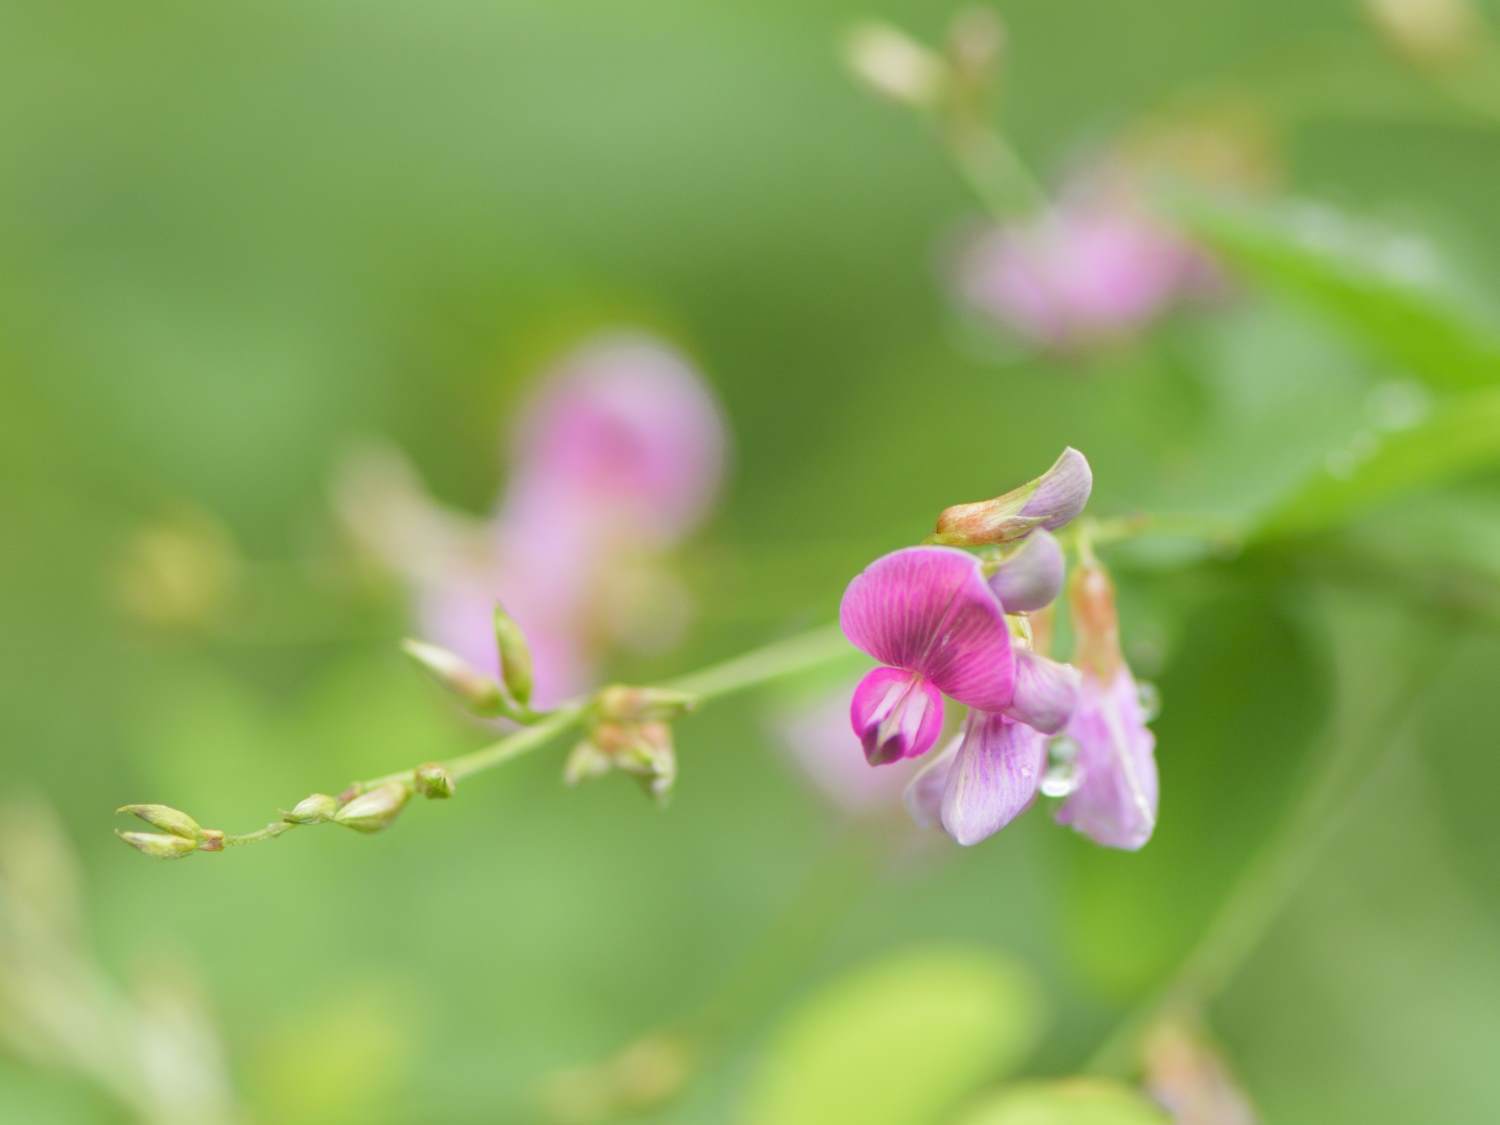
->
xmin=1255 ymin=386 xmax=1500 ymax=539
xmin=1177 ymin=198 xmax=1500 ymax=393
xmin=955 ymin=1079 xmax=1168 ymax=1125
xmin=1063 ymin=591 xmax=1330 ymax=995
xmin=741 ymin=946 xmax=1043 ymax=1125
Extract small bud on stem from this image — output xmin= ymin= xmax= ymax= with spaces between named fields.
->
xmin=414 ymin=763 xmax=456 ymax=800
xmin=933 ymin=447 xmax=1093 ymax=546
xmin=116 ymin=804 xmax=202 ymax=840
xmin=115 ymin=831 xmax=198 ymax=859
xmin=402 ymin=639 xmax=507 ymax=717
xmin=333 ymin=783 xmax=411 ymax=834
xmin=282 ymin=793 xmax=340 ymax=824
xmin=493 ymin=603 xmax=535 ymax=708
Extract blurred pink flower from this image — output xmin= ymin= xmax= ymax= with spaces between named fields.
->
xmin=335 ymin=334 xmax=727 ymax=708
xmin=771 ymin=684 xmax=911 ymax=814
xmin=956 ymin=176 xmax=1217 ymax=350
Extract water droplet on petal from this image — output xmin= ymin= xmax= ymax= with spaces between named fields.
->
xmin=1041 ymin=736 xmax=1079 ymax=798
xmin=1136 ymin=681 xmax=1161 ymax=722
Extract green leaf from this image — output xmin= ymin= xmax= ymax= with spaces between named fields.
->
xmin=1176 ymin=198 xmax=1500 ymax=392
xmin=1255 ymin=385 xmax=1500 ymax=540
xmin=956 ymin=1079 xmax=1168 ymax=1125
xmin=741 ymin=946 xmax=1043 ymax=1125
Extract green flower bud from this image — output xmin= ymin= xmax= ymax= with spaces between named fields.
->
xmin=282 ymin=793 xmax=340 ymax=824
xmin=402 ymin=639 xmax=506 ymax=716
xmin=116 ymin=803 xmax=202 ymax=840
xmin=116 ymin=831 xmax=197 ymax=859
xmin=493 ymin=603 xmax=534 ymax=708
xmin=563 ymin=741 xmax=613 ymax=786
xmin=414 ymin=763 xmax=456 ymax=800
xmin=596 ymin=685 xmax=698 ymax=724
xmin=333 ymin=783 xmax=410 ymax=834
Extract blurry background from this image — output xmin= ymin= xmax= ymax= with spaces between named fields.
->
xmin=4 ymin=0 xmax=1500 ymax=1122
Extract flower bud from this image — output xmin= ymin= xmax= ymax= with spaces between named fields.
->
xmin=282 ymin=793 xmax=340 ymax=824
xmin=933 ymin=447 xmax=1093 ymax=546
xmin=116 ymin=830 xmax=197 ymax=859
xmin=1004 ymin=649 xmax=1081 ymax=735
xmin=116 ymin=804 xmax=202 ymax=840
xmin=1069 ymin=559 xmax=1123 ymax=679
xmin=414 ymin=763 xmax=456 ymax=800
xmin=333 ymin=783 xmax=410 ymax=834
xmin=492 ymin=603 xmax=534 ymax=708
xmin=987 ymin=529 xmax=1065 ymax=612
xmin=843 ymin=21 xmax=948 ymax=108
xmin=615 ymin=722 xmax=678 ymax=805
xmin=402 ymin=639 xmax=506 ymax=717
xmin=564 ymin=740 xmax=614 ymax=786
xmin=596 ymin=684 xmax=698 ymax=723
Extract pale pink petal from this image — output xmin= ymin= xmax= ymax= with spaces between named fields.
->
xmin=939 ymin=712 xmax=1046 ymax=846
xmin=903 ymin=737 xmax=958 ymax=828
xmin=988 ymin=529 xmax=1066 ymax=612
xmin=850 ymin=666 xmax=945 ymax=765
xmin=840 ymin=546 xmax=1015 ymax=712
xmin=1055 ymin=668 xmax=1159 ymax=850
xmin=773 ymin=685 xmax=910 ymax=813
xmin=1003 ymin=649 xmax=1081 ymax=735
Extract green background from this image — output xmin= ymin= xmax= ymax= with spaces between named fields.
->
xmin=4 ymin=1 xmax=1500 ymax=1122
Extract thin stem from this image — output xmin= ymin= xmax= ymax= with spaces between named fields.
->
xmin=1085 ymin=632 xmax=1447 ymax=1075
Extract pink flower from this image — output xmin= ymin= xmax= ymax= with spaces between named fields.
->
xmin=841 ymin=547 xmax=1017 ymax=764
xmin=1053 ymin=561 xmax=1159 ymax=850
xmin=335 ymin=334 xmax=727 ymax=708
xmin=956 ymin=178 xmax=1214 ymax=350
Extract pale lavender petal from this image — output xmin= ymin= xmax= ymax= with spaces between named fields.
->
xmin=988 ymin=529 xmax=1065 ymax=612
xmin=1055 ymin=668 xmax=1159 ymax=850
xmin=1003 ymin=649 xmax=1081 ymax=735
xmin=840 ymin=547 xmax=1015 ymax=712
xmin=1018 ymin=448 xmax=1092 ymax=531
xmin=939 ymin=712 xmax=1046 ymax=846
xmin=850 ymin=667 xmax=944 ymax=765
xmin=903 ymin=737 xmax=959 ymax=828
xmin=773 ymin=684 xmax=910 ymax=814
xmin=505 ymin=335 xmax=727 ymax=544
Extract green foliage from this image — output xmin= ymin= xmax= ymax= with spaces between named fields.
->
xmin=741 ymin=947 xmax=1043 ymax=1125
xmin=956 ymin=1080 xmax=1168 ymax=1125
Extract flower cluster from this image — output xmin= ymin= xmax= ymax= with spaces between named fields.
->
xmin=335 ymin=333 xmax=727 ymax=708
xmin=839 ymin=449 xmax=1158 ymax=849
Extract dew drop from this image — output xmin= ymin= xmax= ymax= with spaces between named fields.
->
xmin=1041 ymin=736 xmax=1079 ymax=798
xmin=1136 ymin=681 xmax=1161 ymax=723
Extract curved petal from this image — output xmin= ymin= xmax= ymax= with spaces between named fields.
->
xmin=840 ymin=547 xmax=1015 ymax=711
xmin=850 ymin=667 xmax=945 ymax=765
xmin=939 ymin=712 xmax=1046 ymax=846
xmin=988 ymin=529 xmax=1065 ymax=613
xmin=1055 ymin=668 xmax=1158 ymax=850
xmin=1004 ymin=649 xmax=1081 ymax=735
xmin=903 ymin=737 xmax=959 ymax=828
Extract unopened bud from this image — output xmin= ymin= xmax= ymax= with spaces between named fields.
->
xmin=116 ymin=831 xmax=197 ymax=859
xmin=613 ymin=722 xmax=678 ymax=806
xmin=596 ymin=684 xmax=698 ymax=723
xmin=117 ymin=803 xmax=202 ymax=840
xmin=947 ymin=6 xmax=1006 ymax=85
xmin=414 ymin=763 xmax=456 ymax=800
xmin=333 ymin=783 xmax=410 ymax=834
xmin=1069 ymin=560 xmax=1123 ymax=679
xmin=844 ymin=21 xmax=948 ymax=107
xmin=564 ymin=740 xmax=614 ymax=786
xmin=402 ymin=639 xmax=506 ymax=716
xmin=933 ymin=447 xmax=1093 ymax=546
xmin=282 ymin=793 xmax=340 ymax=824
xmin=492 ymin=603 xmax=535 ymax=708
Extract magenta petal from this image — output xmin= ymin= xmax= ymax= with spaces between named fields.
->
xmin=939 ymin=712 xmax=1046 ymax=846
xmin=850 ymin=667 xmax=944 ymax=766
xmin=840 ymin=546 xmax=1015 ymax=712
xmin=988 ymin=529 xmax=1065 ymax=613
xmin=1055 ymin=668 xmax=1159 ymax=850
xmin=1004 ymin=649 xmax=1081 ymax=735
